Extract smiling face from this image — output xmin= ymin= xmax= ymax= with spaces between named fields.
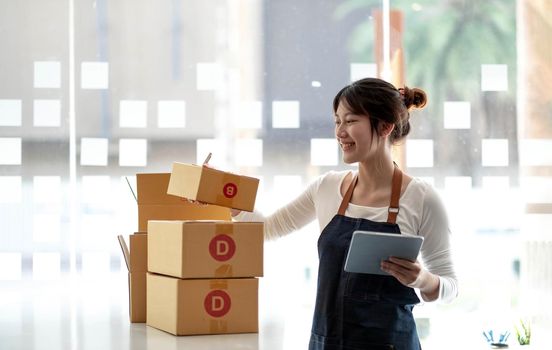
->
xmin=334 ymin=100 xmax=380 ymax=164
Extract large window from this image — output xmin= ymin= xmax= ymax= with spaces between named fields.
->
xmin=1 ymin=1 xmax=550 ymax=348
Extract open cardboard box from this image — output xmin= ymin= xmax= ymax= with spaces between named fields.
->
xmin=147 ymin=273 xmax=258 ymax=335
xmin=148 ymin=220 xmax=263 ymax=279
xmin=135 ymin=173 xmax=231 ymax=231
xmin=167 ymin=163 xmax=259 ymax=212
xmin=118 ymin=232 xmax=147 ymax=323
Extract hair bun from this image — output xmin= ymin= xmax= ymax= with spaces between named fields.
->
xmin=402 ymin=86 xmax=427 ymax=110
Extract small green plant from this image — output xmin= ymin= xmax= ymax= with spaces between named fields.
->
xmin=515 ymin=319 xmax=531 ymax=345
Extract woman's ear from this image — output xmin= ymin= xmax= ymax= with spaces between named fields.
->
xmin=378 ymin=122 xmax=395 ymax=138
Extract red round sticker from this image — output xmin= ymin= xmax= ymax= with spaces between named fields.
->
xmin=222 ymin=183 xmax=238 ymax=198
xmin=204 ymin=290 xmax=231 ymax=318
xmin=209 ymin=234 xmax=236 ymax=261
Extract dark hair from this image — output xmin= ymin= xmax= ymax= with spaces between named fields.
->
xmin=332 ymin=78 xmax=427 ymax=144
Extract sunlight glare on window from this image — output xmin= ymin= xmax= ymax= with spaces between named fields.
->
xmin=350 ymin=63 xmax=377 ymax=82
xmin=32 ymin=253 xmax=61 ymax=280
xmin=0 ymin=137 xmax=22 ymax=165
xmin=119 ymin=139 xmax=147 ymax=167
xmin=34 ymin=61 xmax=61 ymax=88
xmin=273 ymin=175 xmax=303 ymax=206
xmin=519 ymin=139 xmax=552 ymax=166
xmin=80 ymin=138 xmax=108 ymax=166
xmin=33 ymin=176 xmax=62 ymax=204
xmin=406 ymin=139 xmax=434 ymax=168
xmin=0 ymin=176 xmax=22 ymax=203
xmin=80 ymin=214 xmax=112 ymax=249
xmin=158 ymin=100 xmax=186 ymax=128
xmin=237 ymin=101 xmax=262 ymax=129
xmin=482 ymin=139 xmax=508 ymax=167
xmin=310 ymin=138 xmax=338 ymax=166
xmin=481 ymin=64 xmax=508 ymax=91
xmin=33 ymin=214 xmax=61 ymax=243
xmin=444 ymin=176 xmax=472 ymax=192
xmin=119 ymin=100 xmax=147 ymax=128
xmin=0 ymin=253 xmax=22 ymax=280
xmin=0 ymin=99 xmax=22 ymax=126
xmin=81 ymin=252 xmax=111 ymax=277
xmin=482 ymin=176 xmax=509 ymax=190
xmin=443 ymin=101 xmax=470 ymax=129
xmin=81 ymin=62 xmax=109 ymax=89
xmin=521 ymin=176 xmax=552 ymax=204
xmin=272 ymin=100 xmax=300 ymax=128
xmin=196 ymin=62 xmax=223 ymax=91
xmin=81 ymin=176 xmax=111 ymax=205
xmin=236 ymin=139 xmax=263 ymax=166
xmin=33 ymin=99 xmax=61 ymax=127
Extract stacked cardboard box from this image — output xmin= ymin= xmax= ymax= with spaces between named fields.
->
xmin=145 ymin=163 xmax=263 ymax=336
xmin=167 ymin=162 xmax=259 ymax=212
xmin=136 ymin=173 xmax=231 ymax=231
xmin=118 ymin=173 xmax=231 ymax=323
xmin=147 ymin=221 xmax=263 ymax=335
xmin=118 ymin=232 xmax=147 ymax=322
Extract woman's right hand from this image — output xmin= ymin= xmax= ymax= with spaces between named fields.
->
xmin=230 ymin=209 xmax=242 ymax=217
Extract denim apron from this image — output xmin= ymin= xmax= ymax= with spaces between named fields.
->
xmin=308 ymin=166 xmax=421 ymax=350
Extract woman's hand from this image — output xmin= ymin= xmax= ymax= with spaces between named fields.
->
xmin=380 ymin=257 xmax=440 ymax=301
xmin=185 ymin=199 xmax=242 ymax=217
xmin=185 ymin=198 xmax=208 ymax=206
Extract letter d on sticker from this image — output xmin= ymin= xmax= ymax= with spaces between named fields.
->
xmin=209 ymin=234 xmax=236 ymax=261
xmin=204 ymin=290 xmax=231 ymax=317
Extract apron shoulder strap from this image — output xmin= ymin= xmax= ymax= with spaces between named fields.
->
xmin=387 ymin=164 xmax=403 ymax=224
xmin=337 ymin=165 xmax=403 ymax=223
xmin=337 ymin=172 xmax=357 ymax=216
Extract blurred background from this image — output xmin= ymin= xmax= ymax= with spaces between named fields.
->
xmin=1 ymin=0 xmax=551 ymax=349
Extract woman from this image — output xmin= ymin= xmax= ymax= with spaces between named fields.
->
xmin=232 ymin=78 xmax=458 ymax=350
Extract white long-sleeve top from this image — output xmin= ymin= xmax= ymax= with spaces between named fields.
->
xmin=235 ymin=170 xmax=458 ymax=303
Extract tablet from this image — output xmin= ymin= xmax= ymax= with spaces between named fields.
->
xmin=344 ymin=230 xmax=424 ymax=275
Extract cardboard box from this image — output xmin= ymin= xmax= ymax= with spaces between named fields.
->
xmin=148 ymin=221 xmax=263 ymax=279
xmin=118 ymin=232 xmax=147 ymax=323
xmin=136 ymin=173 xmax=230 ymax=231
xmin=167 ymin=163 xmax=259 ymax=212
xmin=147 ymin=273 xmax=258 ymax=335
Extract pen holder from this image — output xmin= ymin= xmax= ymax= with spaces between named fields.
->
xmin=482 ymin=329 xmax=511 ymax=348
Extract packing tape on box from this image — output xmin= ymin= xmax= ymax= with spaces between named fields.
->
xmin=216 ymin=174 xmax=242 ymax=208
xmin=210 ymin=319 xmax=228 ymax=333
xmin=211 ymin=224 xmax=235 ymax=277
xmin=210 ymin=279 xmax=229 ymax=290
xmin=214 ymin=264 xmax=233 ymax=277
xmin=215 ymin=222 xmax=234 ymax=235
xmin=206 ymin=280 xmax=230 ymax=333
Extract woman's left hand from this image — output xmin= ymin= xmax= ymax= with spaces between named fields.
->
xmin=381 ymin=257 xmax=440 ymax=301
xmin=380 ymin=257 xmax=423 ymax=287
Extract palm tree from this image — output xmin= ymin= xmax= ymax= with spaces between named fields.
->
xmin=334 ymin=0 xmax=517 ymax=179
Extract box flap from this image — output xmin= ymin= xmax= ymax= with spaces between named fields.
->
xmin=137 ymin=173 xmax=185 ymax=205
xmin=125 ymin=176 xmax=138 ymax=203
xmin=167 ymin=163 xmax=203 ymax=199
xmin=138 ymin=204 xmax=230 ymax=231
xmin=118 ymin=235 xmax=131 ymax=272
xmin=130 ymin=233 xmax=148 ymax=272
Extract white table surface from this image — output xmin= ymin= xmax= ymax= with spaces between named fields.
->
xmin=1 ymin=272 xmax=549 ymax=350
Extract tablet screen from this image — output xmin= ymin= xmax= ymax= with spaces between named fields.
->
xmin=344 ymin=230 xmax=424 ymax=275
